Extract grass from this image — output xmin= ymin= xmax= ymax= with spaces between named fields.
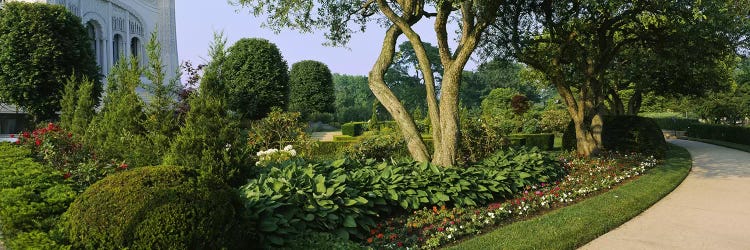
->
xmin=448 ymin=144 xmax=692 ymax=250
xmin=678 ymin=136 xmax=750 ymax=153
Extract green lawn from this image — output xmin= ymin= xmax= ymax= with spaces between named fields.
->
xmin=448 ymin=144 xmax=691 ymax=250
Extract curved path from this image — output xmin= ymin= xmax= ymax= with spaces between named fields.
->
xmin=582 ymin=139 xmax=750 ymax=250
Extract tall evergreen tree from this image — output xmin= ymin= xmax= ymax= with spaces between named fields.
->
xmin=143 ymin=31 xmax=180 ymax=159
xmin=85 ymin=57 xmax=150 ymax=166
xmin=288 ymin=60 xmax=334 ymax=119
xmin=222 ymin=38 xmax=289 ymax=120
xmin=71 ymin=77 xmax=96 ymax=137
xmin=165 ymin=33 xmax=246 ymax=184
xmin=59 ymin=75 xmax=78 ymax=129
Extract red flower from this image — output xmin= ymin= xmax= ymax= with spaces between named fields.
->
xmin=389 ymin=234 xmax=397 ymax=240
xmin=376 ymin=233 xmax=384 ymax=239
xmin=119 ymin=163 xmax=128 ymax=170
xmin=63 ymin=172 xmax=71 ymax=179
xmin=437 ymin=227 xmax=444 ymax=232
xmin=34 ymin=139 xmax=41 ymax=146
xmin=9 ymin=134 xmax=13 ymax=138
xmin=15 ymin=140 xmax=20 ymax=145
xmin=47 ymin=123 xmax=55 ymax=131
xmin=397 ymin=242 xmax=404 ymax=247
xmin=367 ymin=237 xmax=373 ymax=243
xmin=22 ymin=132 xmax=30 ymax=138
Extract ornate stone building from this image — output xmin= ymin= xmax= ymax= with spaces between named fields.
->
xmin=0 ymin=0 xmax=178 ymax=136
xmin=7 ymin=0 xmax=179 ymax=79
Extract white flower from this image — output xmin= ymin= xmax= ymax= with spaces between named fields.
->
xmin=284 ymin=145 xmax=294 ymax=151
xmin=289 ymin=149 xmax=297 ymax=156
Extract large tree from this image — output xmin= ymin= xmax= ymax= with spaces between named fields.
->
xmin=485 ymin=0 xmax=748 ymax=156
xmin=604 ymin=0 xmax=748 ymax=115
xmin=222 ymin=38 xmax=289 ymax=120
xmin=333 ymin=74 xmax=374 ymax=123
xmin=0 ymin=2 xmax=100 ymax=122
xmin=237 ymin=0 xmax=504 ymax=166
xmin=288 ymin=60 xmax=335 ymax=119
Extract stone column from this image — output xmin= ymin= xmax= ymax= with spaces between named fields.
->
xmin=158 ymin=0 xmax=178 ymax=82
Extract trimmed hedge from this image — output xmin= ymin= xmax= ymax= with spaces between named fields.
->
xmin=333 ymin=135 xmax=357 ymax=142
xmin=563 ymin=116 xmax=667 ymax=156
xmin=341 ymin=122 xmax=368 ymax=136
xmin=341 ymin=121 xmax=400 ymax=137
xmin=510 ymin=133 xmax=555 ymax=150
xmin=650 ymin=117 xmax=698 ymax=131
xmin=0 ymin=143 xmax=77 ymax=249
xmin=313 ymin=141 xmax=354 ymax=157
xmin=686 ymin=123 xmax=750 ymax=146
xmin=64 ymin=166 xmax=249 ymax=249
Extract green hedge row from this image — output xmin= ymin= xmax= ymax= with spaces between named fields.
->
xmin=341 ymin=121 xmax=400 ymax=137
xmin=650 ymin=117 xmax=699 ymax=131
xmin=0 ymin=143 xmax=76 ymax=249
xmin=686 ymin=123 xmax=750 ymax=146
xmin=314 ymin=141 xmax=355 ymax=157
xmin=333 ymin=135 xmax=356 ymax=142
xmin=341 ymin=122 xmax=368 ymax=136
xmin=510 ymin=133 xmax=555 ymax=150
xmin=563 ymin=116 xmax=667 ymax=156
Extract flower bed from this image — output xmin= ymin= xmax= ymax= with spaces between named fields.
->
xmin=364 ymin=151 xmax=658 ymax=249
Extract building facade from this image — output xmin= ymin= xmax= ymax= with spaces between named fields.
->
xmin=8 ymin=0 xmax=179 ymax=79
xmin=0 ymin=0 xmax=178 ymax=135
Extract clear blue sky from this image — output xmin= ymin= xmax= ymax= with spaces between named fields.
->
xmin=175 ymin=1 xmax=477 ymax=76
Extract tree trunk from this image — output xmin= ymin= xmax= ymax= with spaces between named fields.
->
xmin=550 ymin=58 xmax=605 ymax=157
xmin=573 ymin=113 xmax=603 ymax=156
xmin=627 ymin=89 xmax=642 ymax=115
xmin=431 ymin=67 xmax=462 ymax=166
xmin=609 ymin=89 xmax=626 ymax=115
xmin=369 ymin=25 xmax=431 ymax=162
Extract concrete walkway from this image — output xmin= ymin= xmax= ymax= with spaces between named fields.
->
xmin=582 ymin=139 xmax=750 ymax=250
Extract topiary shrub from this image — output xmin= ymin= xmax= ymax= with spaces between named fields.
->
xmin=341 ymin=122 xmax=368 ymax=137
xmin=563 ymin=116 xmax=667 ymax=156
xmin=63 ymin=166 xmax=250 ymax=249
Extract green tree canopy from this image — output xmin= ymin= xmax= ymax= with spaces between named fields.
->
xmin=483 ymin=0 xmax=749 ymax=156
xmin=237 ymin=0 xmax=507 ymax=166
xmin=0 ymin=2 xmax=100 ymax=122
xmin=288 ymin=60 xmax=335 ymax=119
xmin=222 ymin=38 xmax=289 ymax=120
xmin=333 ymin=74 xmax=373 ymax=123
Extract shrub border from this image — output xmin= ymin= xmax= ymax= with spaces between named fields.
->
xmin=448 ymin=144 xmax=692 ymax=249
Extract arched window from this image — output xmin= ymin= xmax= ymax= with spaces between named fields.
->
xmin=130 ymin=37 xmax=140 ymax=60
xmin=86 ymin=22 xmax=99 ymax=66
xmin=113 ymin=34 xmax=122 ymax=64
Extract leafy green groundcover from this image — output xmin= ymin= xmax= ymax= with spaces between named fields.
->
xmin=449 ymin=145 xmax=691 ymax=249
xmin=241 ymin=147 xmax=562 ymax=248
